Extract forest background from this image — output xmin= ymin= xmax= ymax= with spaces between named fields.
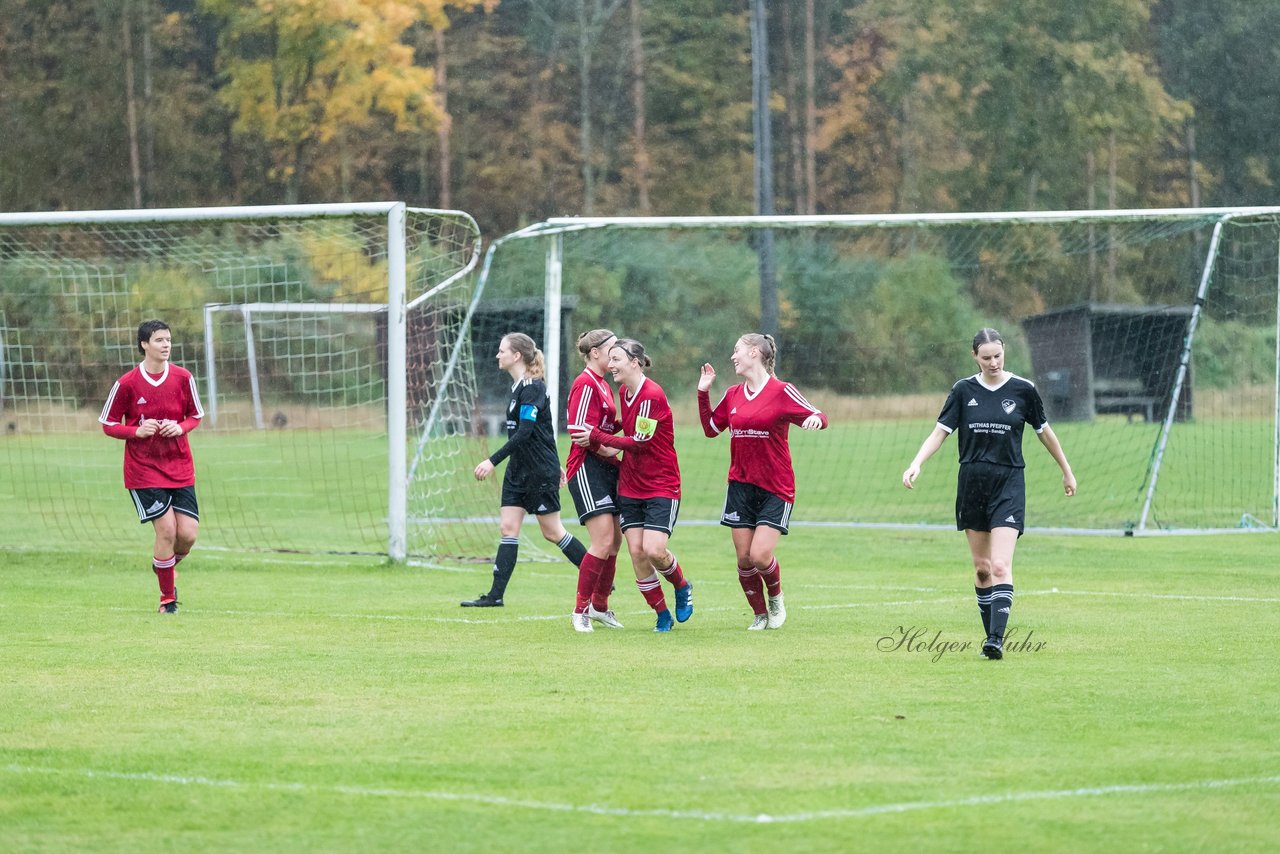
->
xmin=3 ymin=0 xmax=1276 ymax=232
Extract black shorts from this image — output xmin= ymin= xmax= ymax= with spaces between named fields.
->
xmin=130 ymin=485 xmax=199 ymax=524
xmin=956 ymin=462 xmax=1025 ymax=534
xmin=618 ymin=495 xmax=680 ymax=535
xmin=567 ymin=455 xmax=620 ymax=524
xmin=501 ymin=481 xmax=561 ymax=515
xmin=720 ymin=480 xmax=792 ymax=534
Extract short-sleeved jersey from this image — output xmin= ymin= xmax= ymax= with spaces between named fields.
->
xmin=564 ymin=367 xmax=620 ymax=480
xmin=698 ymin=376 xmax=827 ymax=503
xmin=99 ymin=362 xmax=204 ymax=489
xmin=937 ymin=373 xmax=1047 ymax=468
xmin=591 ymin=376 xmax=681 ymax=500
xmin=488 ymin=377 xmax=561 ymax=490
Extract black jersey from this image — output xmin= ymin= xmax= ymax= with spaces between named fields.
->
xmin=488 ymin=377 xmax=561 ymax=489
xmin=936 ymin=374 xmax=1048 ymax=468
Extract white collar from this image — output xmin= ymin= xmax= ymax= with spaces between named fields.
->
xmin=140 ymin=362 xmax=170 ymax=387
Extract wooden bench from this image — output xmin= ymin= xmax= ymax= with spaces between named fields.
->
xmin=1094 ymin=378 xmax=1159 ymax=422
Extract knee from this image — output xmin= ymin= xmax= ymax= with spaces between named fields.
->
xmin=644 ymin=546 xmax=668 ymax=566
xmin=749 ymin=549 xmax=774 ymax=571
xmin=541 ymin=526 xmax=565 ymax=544
xmin=973 ymin=559 xmax=993 ymax=585
xmin=988 ymin=559 xmax=1012 ymax=582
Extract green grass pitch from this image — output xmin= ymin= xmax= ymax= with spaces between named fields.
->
xmin=3 ymin=527 xmax=1278 ymax=851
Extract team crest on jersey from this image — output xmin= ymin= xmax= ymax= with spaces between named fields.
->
xmin=1002 ymin=399 xmax=1017 ymax=414
xmin=634 ymin=416 xmax=658 ymax=439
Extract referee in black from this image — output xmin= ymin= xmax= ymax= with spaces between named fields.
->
xmin=902 ymin=328 xmax=1077 ymax=659
xmin=463 ymin=332 xmax=587 ymax=607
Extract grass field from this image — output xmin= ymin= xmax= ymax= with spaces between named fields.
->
xmin=3 ymin=528 xmax=1279 ymax=851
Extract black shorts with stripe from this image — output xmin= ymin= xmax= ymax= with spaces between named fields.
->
xmin=720 ymin=480 xmax=792 ymax=535
xmin=130 ymin=485 xmax=199 ymax=524
xmin=567 ymin=454 xmax=620 ymax=524
xmin=955 ymin=462 xmax=1025 ymax=535
xmin=618 ymin=495 xmax=679 ymax=535
xmin=501 ymin=481 xmax=562 ymax=515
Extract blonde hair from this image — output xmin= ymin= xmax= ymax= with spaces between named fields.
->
xmin=611 ymin=337 xmax=653 ymax=370
xmin=739 ymin=332 xmax=777 ymax=375
xmin=503 ymin=332 xmax=546 ymax=379
xmin=577 ymin=328 xmax=616 ymax=362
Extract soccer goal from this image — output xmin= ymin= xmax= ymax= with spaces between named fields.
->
xmin=0 ymin=203 xmax=493 ymax=560
xmin=471 ymin=208 xmax=1280 ymax=535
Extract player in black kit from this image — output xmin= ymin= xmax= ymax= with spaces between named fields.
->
xmin=902 ymin=328 xmax=1076 ymax=659
xmin=462 ymin=333 xmax=588 ymax=607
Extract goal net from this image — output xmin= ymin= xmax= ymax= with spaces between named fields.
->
xmin=0 ymin=203 xmax=493 ymax=559
xmin=473 ymin=210 xmax=1280 ymax=535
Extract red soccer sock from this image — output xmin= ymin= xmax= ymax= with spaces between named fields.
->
xmin=759 ymin=557 xmax=782 ymax=597
xmin=636 ymin=572 xmax=668 ymax=613
xmin=153 ymin=555 xmax=177 ymax=603
xmin=656 ymin=554 xmax=687 ymax=589
xmin=575 ymin=553 xmax=604 ymax=613
xmin=592 ymin=554 xmax=618 ymax=611
xmin=738 ymin=563 xmax=767 ymax=615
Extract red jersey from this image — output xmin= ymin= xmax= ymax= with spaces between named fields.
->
xmin=591 ymin=377 xmax=681 ymax=500
xmin=564 ymin=367 xmax=620 ymax=480
xmin=99 ymin=362 xmax=205 ymax=489
xmin=698 ymin=376 xmax=827 ymax=503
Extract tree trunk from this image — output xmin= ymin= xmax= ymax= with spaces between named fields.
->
xmin=578 ymin=0 xmax=595 ymax=215
xmin=434 ymin=27 xmax=452 ymax=209
xmin=629 ymin=0 xmax=650 ymax=214
xmin=782 ymin=2 xmax=803 ymax=212
xmin=1186 ymin=118 xmax=1200 ymax=208
xmin=803 ymin=0 xmax=817 ymax=213
xmin=122 ymin=0 xmax=143 ymax=208
xmin=141 ymin=0 xmax=155 ymax=204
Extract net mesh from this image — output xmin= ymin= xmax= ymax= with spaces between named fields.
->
xmin=477 ymin=213 xmax=1279 ymax=533
xmin=0 ymin=208 xmax=488 ymax=557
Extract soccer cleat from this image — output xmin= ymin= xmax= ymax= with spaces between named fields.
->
xmin=654 ymin=609 xmax=674 ymax=632
xmin=747 ymin=614 xmax=769 ymax=631
xmin=981 ymin=636 xmax=1004 ymax=660
xmin=460 ymin=593 xmax=504 ymax=607
xmin=587 ymin=605 xmax=624 ymax=629
xmin=572 ymin=611 xmax=594 ymax=633
xmin=158 ymin=600 xmax=178 ymax=614
xmin=674 ymin=582 xmax=694 ymax=623
xmin=765 ymin=592 xmax=787 ymax=629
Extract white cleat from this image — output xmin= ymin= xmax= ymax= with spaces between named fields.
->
xmin=587 ymin=604 xmax=624 ymax=629
xmin=572 ymin=611 xmax=594 ymax=633
xmin=748 ymin=614 xmax=769 ymax=631
xmin=766 ymin=592 xmax=787 ymax=629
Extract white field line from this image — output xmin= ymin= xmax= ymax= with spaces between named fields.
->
xmin=2 ymin=764 xmax=1277 ymax=824
xmin=2 ymin=587 xmax=1276 ymax=625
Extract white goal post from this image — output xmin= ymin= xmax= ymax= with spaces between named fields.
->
xmin=0 ymin=203 xmax=489 ymax=560
xmin=465 ymin=207 xmax=1280 ymax=535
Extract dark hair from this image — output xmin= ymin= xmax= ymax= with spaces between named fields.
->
xmin=502 ymin=332 xmax=546 ymax=379
xmin=137 ymin=319 xmax=170 ymax=354
xmin=972 ymin=327 xmax=1004 ymax=353
xmin=739 ymin=332 xmax=777 ymax=376
xmin=610 ymin=337 xmax=652 ymax=370
xmin=577 ymin=328 xmax=616 ymax=361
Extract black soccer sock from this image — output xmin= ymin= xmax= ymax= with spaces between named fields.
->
xmin=987 ymin=583 xmax=1014 ymax=641
xmin=975 ymin=585 xmax=993 ymax=637
xmin=488 ymin=537 xmax=519 ymax=599
xmin=556 ymin=531 xmax=588 ymax=567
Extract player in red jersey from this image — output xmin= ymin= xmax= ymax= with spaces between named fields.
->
xmin=698 ymin=333 xmax=827 ymax=630
xmin=564 ymin=328 xmax=625 ymax=632
xmin=99 ymin=320 xmax=205 ymax=613
xmin=569 ymin=338 xmax=693 ymax=632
